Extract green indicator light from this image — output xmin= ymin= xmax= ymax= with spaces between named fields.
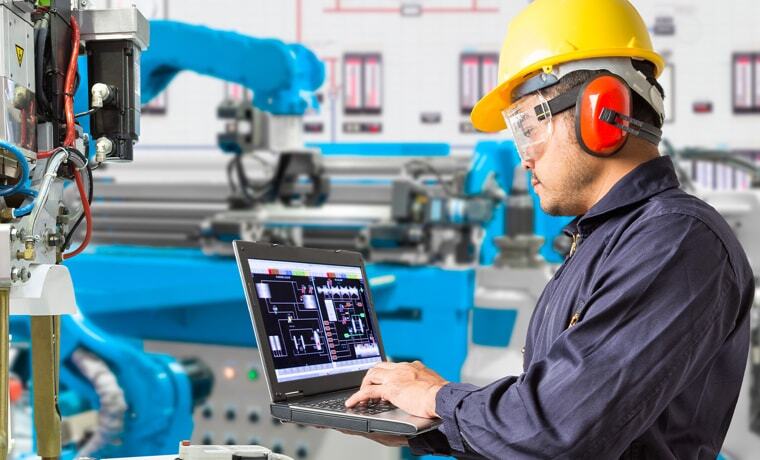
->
xmin=344 ymin=333 xmax=350 ymax=338
xmin=360 ymin=313 xmax=365 ymax=318
xmin=248 ymin=368 xmax=259 ymax=381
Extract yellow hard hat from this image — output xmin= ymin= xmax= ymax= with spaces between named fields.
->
xmin=471 ymin=0 xmax=665 ymax=133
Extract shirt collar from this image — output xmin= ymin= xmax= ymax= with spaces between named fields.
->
xmin=563 ymin=155 xmax=681 ymax=237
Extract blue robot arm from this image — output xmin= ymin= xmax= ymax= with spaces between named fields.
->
xmin=141 ymin=20 xmax=325 ymax=115
xmin=75 ymin=20 xmax=325 ymax=133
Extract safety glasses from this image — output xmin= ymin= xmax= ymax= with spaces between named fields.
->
xmin=502 ymin=91 xmax=554 ymax=162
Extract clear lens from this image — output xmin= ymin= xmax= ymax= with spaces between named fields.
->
xmin=503 ymin=91 xmax=553 ymax=161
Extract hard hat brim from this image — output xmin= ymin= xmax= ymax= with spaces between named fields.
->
xmin=470 ymin=49 xmax=666 ymax=133
xmin=471 ymin=81 xmax=513 ymax=133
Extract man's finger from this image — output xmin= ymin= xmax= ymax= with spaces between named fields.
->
xmin=346 ymin=386 xmax=385 ymax=407
xmin=410 ymin=360 xmax=425 ymax=369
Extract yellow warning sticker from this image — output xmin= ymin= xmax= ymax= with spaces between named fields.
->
xmin=15 ymin=45 xmax=23 ymax=66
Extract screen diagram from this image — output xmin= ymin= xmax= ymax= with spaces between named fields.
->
xmin=248 ymin=259 xmax=382 ymax=382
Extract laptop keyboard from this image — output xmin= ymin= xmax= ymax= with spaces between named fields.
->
xmin=301 ymin=397 xmax=396 ymax=415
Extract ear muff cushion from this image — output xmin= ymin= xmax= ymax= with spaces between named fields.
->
xmin=575 ymin=73 xmax=632 ymax=156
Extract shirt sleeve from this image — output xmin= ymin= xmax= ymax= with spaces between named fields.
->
xmin=431 ymin=213 xmax=745 ymax=458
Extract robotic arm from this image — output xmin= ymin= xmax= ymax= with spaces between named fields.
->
xmin=141 ymin=20 xmax=324 ymax=116
xmin=138 ymin=20 xmax=328 ymax=208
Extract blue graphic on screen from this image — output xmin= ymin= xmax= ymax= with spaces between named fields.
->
xmin=248 ymin=258 xmax=382 ymax=382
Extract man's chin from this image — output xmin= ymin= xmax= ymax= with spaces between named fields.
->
xmin=539 ymin=199 xmax=571 ymax=217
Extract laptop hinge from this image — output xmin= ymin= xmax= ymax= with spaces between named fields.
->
xmin=283 ymin=390 xmax=304 ymax=401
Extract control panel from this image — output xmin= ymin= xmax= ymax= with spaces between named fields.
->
xmin=144 ymin=341 xmax=398 ymax=460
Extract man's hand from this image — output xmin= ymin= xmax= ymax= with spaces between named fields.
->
xmin=345 ymin=361 xmax=448 ymax=419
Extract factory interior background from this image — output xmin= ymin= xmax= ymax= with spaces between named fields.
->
xmin=5 ymin=1 xmax=760 ymax=460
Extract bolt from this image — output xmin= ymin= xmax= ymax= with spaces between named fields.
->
xmin=9 ymin=226 xmax=16 ymax=241
xmin=19 ymin=268 xmax=30 ymax=282
xmin=10 ymin=267 xmax=19 ymax=282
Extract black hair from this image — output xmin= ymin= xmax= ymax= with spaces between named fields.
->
xmin=544 ymin=60 xmax=665 ymax=129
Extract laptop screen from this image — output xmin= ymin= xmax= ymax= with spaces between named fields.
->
xmin=247 ymin=258 xmax=383 ymax=383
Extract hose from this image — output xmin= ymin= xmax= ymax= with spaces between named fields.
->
xmin=70 ymin=348 xmax=127 ymax=457
xmin=23 ymin=149 xmax=68 ymax=234
xmin=0 ymin=140 xmax=31 ymax=198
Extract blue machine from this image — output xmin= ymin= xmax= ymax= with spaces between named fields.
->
xmin=465 ymin=141 xmax=568 ymax=265
xmin=140 ymin=21 xmax=324 ymax=114
xmin=74 ymin=20 xmax=325 ymax=131
xmin=63 ymin=247 xmax=475 ymax=383
xmin=10 ymin=314 xmax=193 ymax=459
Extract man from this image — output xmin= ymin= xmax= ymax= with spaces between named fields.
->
xmin=342 ymin=0 xmax=755 ymax=458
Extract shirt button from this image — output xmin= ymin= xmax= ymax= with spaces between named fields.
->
xmin=521 ymin=347 xmax=525 ymax=354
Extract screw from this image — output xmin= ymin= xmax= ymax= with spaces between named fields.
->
xmin=10 ymin=267 xmax=19 ymax=282
xmin=19 ymin=268 xmax=30 ymax=282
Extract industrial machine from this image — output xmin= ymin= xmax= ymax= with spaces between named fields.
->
xmin=0 ymin=1 xmax=158 ymax=459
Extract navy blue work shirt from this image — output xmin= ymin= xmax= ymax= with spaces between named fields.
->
xmin=409 ymin=156 xmax=754 ymax=459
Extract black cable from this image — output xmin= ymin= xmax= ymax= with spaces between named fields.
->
xmin=62 ymin=149 xmax=93 ymax=250
xmin=231 ymin=154 xmax=273 ymax=205
xmin=227 ymin=157 xmax=238 ymax=193
xmin=62 ymin=171 xmax=92 ymax=249
xmin=404 ymin=160 xmax=458 ymax=197
xmin=34 ymin=15 xmax=52 ymax=118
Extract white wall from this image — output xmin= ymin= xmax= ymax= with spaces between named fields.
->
xmin=105 ymin=0 xmax=760 ymax=161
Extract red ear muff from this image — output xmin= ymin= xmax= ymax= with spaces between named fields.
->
xmin=576 ymin=73 xmax=631 ymax=157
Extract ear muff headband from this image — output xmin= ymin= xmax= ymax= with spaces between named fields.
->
xmin=537 ymin=72 xmax=663 ymax=157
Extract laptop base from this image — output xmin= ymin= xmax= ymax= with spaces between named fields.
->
xmin=271 ymin=403 xmax=437 ymax=436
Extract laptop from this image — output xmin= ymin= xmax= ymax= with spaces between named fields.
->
xmin=234 ymin=241 xmax=442 ymax=436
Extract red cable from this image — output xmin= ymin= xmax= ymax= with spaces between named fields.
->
xmin=62 ymin=168 xmax=91 ymax=259
xmin=38 ymin=15 xmax=79 ymax=159
xmin=63 ymin=15 xmax=80 ymax=147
